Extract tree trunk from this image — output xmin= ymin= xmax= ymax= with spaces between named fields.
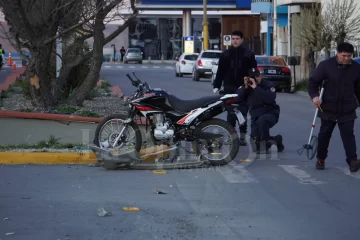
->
xmin=307 ymin=47 xmax=316 ymax=77
xmin=67 ymin=12 xmax=105 ymax=105
xmin=27 ymin=45 xmax=57 ymax=107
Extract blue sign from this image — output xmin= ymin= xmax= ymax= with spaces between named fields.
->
xmin=138 ymin=0 xmax=251 ymax=8
xmin=224 ymin=36 xmax=231 ymax=42
xmin=184 ymin=36 xmax=194 ymax=41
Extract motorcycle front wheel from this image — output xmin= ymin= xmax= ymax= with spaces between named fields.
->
xmin=94 ymin=113 xmax=142 ymax=153
xmin=192 ymin=118 xmax=240 ymax=166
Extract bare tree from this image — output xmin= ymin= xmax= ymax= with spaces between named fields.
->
xmin=292 ymin=2 xmax=329 ymax=75
xmin=0 ymin=0 xmax=137 ymax=107
xmin=323 ymin=0 xmax=360 ymax=45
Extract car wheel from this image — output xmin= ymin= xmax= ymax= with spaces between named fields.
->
xmin=284 ymin=86 xmax=292 ymax=93
xmin=192 ymin=69 xmax=199 ymax=81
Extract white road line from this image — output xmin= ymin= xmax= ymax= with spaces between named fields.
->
xmin=129 ymin=66 xmax=135 ymax=68
xmin=336 ymin=167 xmax=360 ymax=179
xmin=218 ymin=165 xmax=259 ymax=183
xmin=166 ymin=66 xmax=173 ymax=69
xmin=141 ymin=66 xmax=148 ymax=68
xmin=104 ymin=66 xmax=111 ymax=68
xmin=153 ymin=66 xmax=160 ymax=68
xmin=116 ymin=66 xmax=123 ymax=68
xmin=279 ymin=165 xmax=325 ymax=185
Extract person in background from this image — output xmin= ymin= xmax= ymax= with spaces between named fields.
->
xmin=120 ymin=46 xmax=126 ymax=62
xmin=212 ymin=30 xmax=257 ymax=146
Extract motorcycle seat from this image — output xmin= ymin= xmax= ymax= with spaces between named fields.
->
xmin=168 ymin=95 xmax=222 ymax=113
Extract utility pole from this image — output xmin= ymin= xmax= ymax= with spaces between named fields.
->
xmin=273 ymin=0 xmax=277 ymax=56
xmin=203 ymin=0 xmax=209 ymax=50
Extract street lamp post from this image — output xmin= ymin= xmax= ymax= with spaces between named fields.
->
xmin=203 ymin=0 xmax=209 ymax=50
xmin=111 ymin=44 xmax=116 ymax=62
xmin=273 ymin=0 xmax=277 ymax=56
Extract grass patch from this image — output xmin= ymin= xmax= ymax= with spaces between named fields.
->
xmin=0 ymin=135 xmax=87 ymax=151
xmin=295 ymin=79 xmax=308 ymax=92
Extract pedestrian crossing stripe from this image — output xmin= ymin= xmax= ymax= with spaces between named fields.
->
xmin=162 ymin=163 xmax=360 ymax=185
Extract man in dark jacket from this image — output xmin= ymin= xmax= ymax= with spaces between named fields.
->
xmin=236 ymin=68 xmax=284 ymax=154
xmin=308 ymin=42 xmax=360 ymax=172
xmin=213 ymin=30 xmax=257 ymax=146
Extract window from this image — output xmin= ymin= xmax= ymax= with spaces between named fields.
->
xmin=201 ymin=52 xmax=221 ymax=58
xmin=128 ymin=48 xmax=141 ymax=53
xmin=184 ymin=54 xmax=198 ymax=60
xmin=256 ymin=56 xmax=286 ymax=66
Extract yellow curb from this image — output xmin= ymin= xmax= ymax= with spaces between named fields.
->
xmin=0 ymin=152 xmax=97 ymax=165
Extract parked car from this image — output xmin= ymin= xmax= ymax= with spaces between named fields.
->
xmin=124 ymin=48 xmax=143 ymax=64
xmin=255 ymin=55 xmax=292 ymax=93
xmin=192 ymin=50 xmax=222 ymax=81
xmin=353 ymin=57 xmax=360 ymax=63
xmin=175 ymin=53 xmax=199 ymax=77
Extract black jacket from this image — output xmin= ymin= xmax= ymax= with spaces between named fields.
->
xmin=308 ymin=57 xmax=360 ymax=123
xmin=213 ymin=45 xmax=257 ymax=93
xmin=236 ymin=79 xmax=280 ymax=118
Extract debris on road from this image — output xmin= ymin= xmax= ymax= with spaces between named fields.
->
xmin=5 ymin=233 xmax=15 ymax=236
xmin=3 ymin=218 xmax=9 ymax=220
xmin=154 ymin=188 xmax=167 ymax=194
xmin=97 ymin=208 xmax=112 ymax=217
xmin=122 ymin=207 xmax=140 ymax=212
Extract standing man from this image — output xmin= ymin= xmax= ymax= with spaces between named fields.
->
xmin=120 ymin=46 xmax=126 ymax=62
xmin=213 ymin=30 xmax=257 ymax=146
xmin=308 ymin=42 xmax=360 ymax=172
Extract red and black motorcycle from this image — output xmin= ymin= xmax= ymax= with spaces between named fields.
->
xmin=91 ymin=72 xmax=245 ymax=170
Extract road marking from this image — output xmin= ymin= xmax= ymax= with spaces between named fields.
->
xmin=104 ymin=66 xmax=111 ymax=68
xmin=117 ymin=66 xmax=123 ymax=68
xmin=129 ymin=66 xmax=135 ymax=68
xmin=141 ymin=66 xmax=148 ymax=68
xmin=336 ymin=167 xmax=360 ymax=179
xmin=279 ymin=165 xmax=325 ymax=185
xmin=153 ymin=66 xmax=160 ymax=68
xmin=218 ymin=165 xmax=259 ymax=183
xmin=166 ymin=66 xmax=173 ymax=69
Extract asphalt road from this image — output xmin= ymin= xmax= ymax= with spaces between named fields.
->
xmin=1 ymin=63 xmax=360 ymax=239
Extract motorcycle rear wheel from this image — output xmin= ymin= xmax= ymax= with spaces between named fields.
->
xmin=192 ymin=118 xmax=240 ymax=166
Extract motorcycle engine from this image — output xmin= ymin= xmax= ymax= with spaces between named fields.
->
xmin=153 ymin=113 xmax=174 ymax=140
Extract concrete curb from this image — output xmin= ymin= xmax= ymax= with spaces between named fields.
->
xmin=0 ymin=152 xmax=97 ymax=165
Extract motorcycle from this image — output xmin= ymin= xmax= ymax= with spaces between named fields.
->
xmin=90 ymin=72 xmax=246 ymax=170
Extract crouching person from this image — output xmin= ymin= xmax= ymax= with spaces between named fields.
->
xmin=236 ymin=68 xmax=284 ymax=154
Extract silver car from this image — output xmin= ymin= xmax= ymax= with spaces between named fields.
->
xmin=124 ymin=48 xmax=143 ymax=64
xmin=192 ymin=50 xmax=222 ymax=81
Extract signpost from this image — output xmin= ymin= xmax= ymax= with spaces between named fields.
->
xmin=223 ymin=35 xmax=231 ymax=49
xmin=184 ymin=36 xmax=194 ymax=53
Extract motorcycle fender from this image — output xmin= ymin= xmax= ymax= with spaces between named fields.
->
xmin=176 ymin=101 xmax=223 ymax=125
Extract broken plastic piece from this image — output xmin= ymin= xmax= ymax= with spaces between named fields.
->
xmin=154 ymin=189 xmax=167 ymax=194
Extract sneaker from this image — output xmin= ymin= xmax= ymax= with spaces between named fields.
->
xmin=316 ymin=159 xmax=325 ymax=170
xmin=274 ymin=135 xmax=284 ymax=152
xmin=348 ymin=159 xmax=360 ymax=173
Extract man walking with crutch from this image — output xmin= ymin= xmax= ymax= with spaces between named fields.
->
xmin=308 ymin=42 xmax=360 ymax=172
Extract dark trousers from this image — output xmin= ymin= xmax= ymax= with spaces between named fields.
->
xmin=317 ymin=119 xmax=357 ymax=161
xmin=250 ymin=113 xmax=278 ymax=141
xmin=227 ymin=104 xmax=248 ymax=134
